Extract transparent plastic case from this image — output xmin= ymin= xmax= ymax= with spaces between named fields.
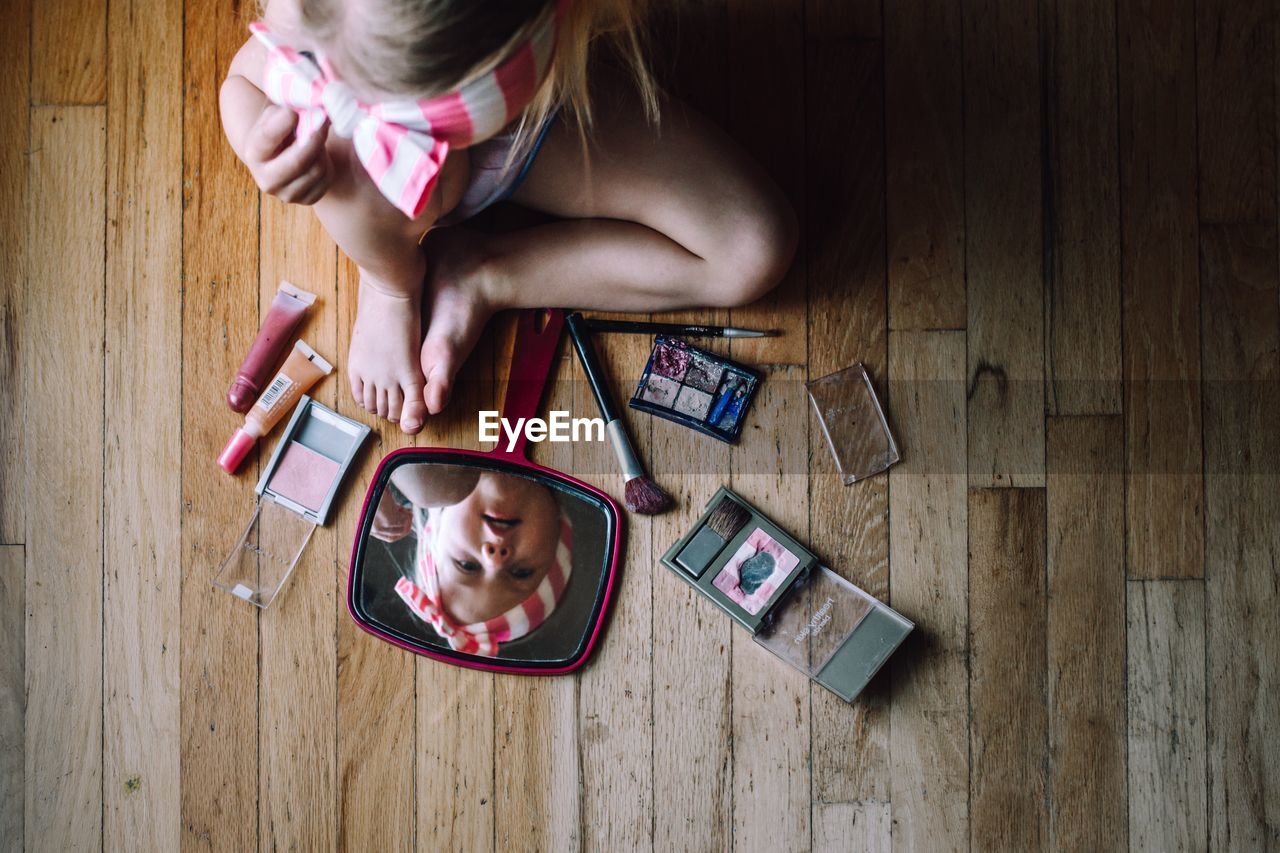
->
xmin=212 ymin=495 xmax=316 ymax=608
xmin=806 ymin=363 xmax=900 ymax=484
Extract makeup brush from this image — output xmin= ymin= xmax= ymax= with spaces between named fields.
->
xmin=565 ymin=312 xmax=674 ymax=516
xmin=583 ymin=318 xmax=780 ymax=338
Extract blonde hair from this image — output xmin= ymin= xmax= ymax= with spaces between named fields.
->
xmin=294 ymin=0 xmax=659 ymax=160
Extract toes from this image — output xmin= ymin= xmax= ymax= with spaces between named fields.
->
xmin=386 ymin=386 xmax=404 ymax=423
xmin=362 ymin=382 xmax=377 ymax=414
xmin=351 ymin=376 xmax=365 ymax=408
xmin=420 ymin=340 xmax=457 ymax=416
xmin=400 ymin=385 xmax=427 ymax=434
xmin=376 ymin=387 xmax=389 ymax=419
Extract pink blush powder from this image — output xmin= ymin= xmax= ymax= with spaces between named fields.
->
xmin=270 ymin=441 xmax=340 ymax=511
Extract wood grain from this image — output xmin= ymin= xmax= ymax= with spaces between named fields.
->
xmin=805 ymin=37 xmax=890 ymax=807
xmin=0 ymin=546 xmax=22 ymax=851
xmin=179 ymin=0 xmax=262 ymax=846
xmin=1127 ymin=579 xmax=1207 ymax=851
xmin=963 ymin=0 xmax=1046 ymax=488
xmin=0 ymin=0 xmax=29 ymax=543
xmin=968 ymin=487 xmax=1047 ymax=851
xmin=726 ymin=0 xmax=806 ymax=364
xmin=813 ymin=801 xmax=890 ymax=853
xmin=256 ymin=199 xmax=339 ymax=850
xmin=573 ymin=324 xmax=654 ymax=852
xmin=31 ymin=0 xmax=105 ymax=104
xmin=333 ymin=255 xmax=416 ymax=851
xmin=887 ymin=330 xmax=968 ymax=852
xmin=1200 ymin=224 xmax=1280 ymax=850
xmin=731 ymin=366 xmax=810 ymax=853
xmin=1046 ymin=416 xmax=1126 ymax=851
xmin=884 ymin=0 xmax=965 ymax=331
xmin=102 ymin=0 xmax=182 ymax=847
xmin=1195 ymin=0 xmax=1276 ymax=225
xmin=1117 ymin=0 xmax=1203 ymax=579
xmin=1042 ymin=0 xmax=1122 ymax=415
xmin=25 ymin=105 xmax=105 ymax=852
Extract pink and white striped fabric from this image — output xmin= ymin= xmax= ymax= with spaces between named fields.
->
xmin=248 ymin=0 xmax=564 ymax=218
xmin=394 ymin=512 xmax=573 ymax=657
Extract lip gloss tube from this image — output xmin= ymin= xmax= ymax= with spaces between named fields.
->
xmin=227 ymin=281 xmax=318 ymax=413
xmin=218 ymin=340 xmax=333 ymax=473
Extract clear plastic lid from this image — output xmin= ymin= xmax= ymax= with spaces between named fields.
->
xmin=212 ymin=495 xmax=317 ymax=608
xmin=754 ymin=565 xmax=912 ymax=701
xmin=806 ymin=363 xmax=900 ymax=484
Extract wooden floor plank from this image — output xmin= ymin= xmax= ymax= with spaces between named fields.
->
xmin=805 ymin=37 xmax=890 ymax=809
xmin=0 ymin=0 xmax=30 ymax=543
xmin=573 ymin=326 xmax=654 ymax=852
xmin=1200 ymin=223 xmax=1280 ymax=850
xmin=1042 ymin=0 xmax=1122 ymax=415
xmin=887 ymin=330 xmax=968 ymax=852
xmin=963 ymin=0 xmax=1046 ymax=488
xmin=1127 ymin=579 xmax=1207 ymax=851
xmin=255 ymin=200 xmax=339 ymax=851
xmin=24 ymin=105 xmax=106 ymax=853
xmin=0 ymin=546 xmax=23 ymax=851
xmin=884 ymin=0 xmax=965 ymax=332
xmin=813 ymin=801 xmax=890 ymax=853
xmin=968 ymin=487 xmax=1047 ymax=851
xmin=726 ymin=0 xmax=806 ymax=364
xmin=1045 ymin=416 xmax=1127 ymax=851
xmin=333 ymin=257 xmax=416 ymax=851
xmin=731 ymin=366 xmax=810 ymax=852
xmin=102 ymin=0 xmax=183 ymax=847
xmin=179 ymin=0 xmax=262 ymax=847
xmin=31 ymin=0 xmax=105 ymax=104
xmin=1117 ymin=0 xmax=1203 ymax=579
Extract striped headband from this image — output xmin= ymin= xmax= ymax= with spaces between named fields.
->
xmin=248 ymin=0 xmax=564 ymax=218
xmin=394 ymin=511 xmax=573 ymax=657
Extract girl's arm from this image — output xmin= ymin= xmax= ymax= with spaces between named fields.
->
xmin=389 ymin=465 xmax=481 ymax=509
xmin=220 ymin=37 xmax=334 ymax=205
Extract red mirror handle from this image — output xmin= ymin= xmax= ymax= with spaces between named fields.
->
xmin=493 ymin=308 xmax=565 ymax=460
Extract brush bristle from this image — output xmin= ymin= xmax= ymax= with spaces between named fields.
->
xmin=705 ymin=495 xmax=751 ymax=539
xmin=624 ymin=476 xmax=674 ymax=515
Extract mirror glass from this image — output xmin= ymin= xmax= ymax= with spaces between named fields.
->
xmin=349 ymin=451 xmax=619 ymax=670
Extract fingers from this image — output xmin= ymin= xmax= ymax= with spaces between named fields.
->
xmin=245 ymin=105 xmax=298 ymax=162
xmin=272 ymin=154 xmax=332 ymax=204
xmin=251 ymin=115 xmax=332 ymax=200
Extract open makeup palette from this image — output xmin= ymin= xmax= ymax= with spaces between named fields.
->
xmin=629 ymin=336 xmax=759 ymax=442
xmin=662 ymin=486 xmax=913 ymax=701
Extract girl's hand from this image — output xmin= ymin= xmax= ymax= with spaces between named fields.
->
xmin=243 ymin=105 xmax=333 ymax=205
xmin=370 ymin=490 xmax=414 ymax=543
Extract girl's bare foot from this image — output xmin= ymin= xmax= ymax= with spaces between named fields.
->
xmin=419 ymin=229 xmax=497 ymax=414
xmin=348 ymin=278 xmax=430 ymax=433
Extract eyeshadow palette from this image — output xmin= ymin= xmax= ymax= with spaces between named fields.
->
xmin=628 ymin=336 xmax=759 ymax=443
xmin=661 ymin=486 xmax=914 ymax=701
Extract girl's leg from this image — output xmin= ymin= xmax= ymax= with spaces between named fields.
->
xmin=418 ymin=84 xmax=797 ymax=409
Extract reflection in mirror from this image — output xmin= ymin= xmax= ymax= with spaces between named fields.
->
xmin=353 ymin=458 xmax=613 ymax=667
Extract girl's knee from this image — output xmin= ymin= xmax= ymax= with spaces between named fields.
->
xmin=705 ymin=194 xmax=799 ymax=308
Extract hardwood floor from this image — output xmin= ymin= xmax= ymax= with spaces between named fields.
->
xmin=2 ymin=0 xmax=1278 ymax=850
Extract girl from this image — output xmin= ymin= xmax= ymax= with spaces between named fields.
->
xmin=220 ymin=0 xmax=796 ymax=435
xmin=373 ymin=464 xmax=574 ymax=656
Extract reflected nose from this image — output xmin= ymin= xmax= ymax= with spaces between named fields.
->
xmin=481 ymin=541 xmax=512 ymax=566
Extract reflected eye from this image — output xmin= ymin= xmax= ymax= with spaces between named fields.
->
xmin=454 ymin=559 xmax=482 ymax=575
xmin=508 ymin=567 xmax=535 ymax=580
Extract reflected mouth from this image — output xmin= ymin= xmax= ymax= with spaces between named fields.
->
xmin=482 ymin=513 xmax=521 ymax=531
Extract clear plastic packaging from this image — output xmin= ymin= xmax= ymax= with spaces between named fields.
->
xmin=806 ymin=363 xmax=900 ymax=484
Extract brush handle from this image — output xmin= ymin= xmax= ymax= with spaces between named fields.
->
xmin=606 ymin=419 xmax=644 ymax=481
xmin=564 ymin=312 xmax=618 ymax=422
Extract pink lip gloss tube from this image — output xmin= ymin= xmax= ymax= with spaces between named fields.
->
xmin=227 ymin=281 xmax=318 ymax=413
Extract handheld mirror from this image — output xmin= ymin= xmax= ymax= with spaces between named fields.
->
xmin=346 ymin=310 xmax=623 ymax=674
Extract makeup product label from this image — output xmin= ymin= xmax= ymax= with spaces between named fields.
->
xmin=258 ymin=374 xmax=294 ymax=410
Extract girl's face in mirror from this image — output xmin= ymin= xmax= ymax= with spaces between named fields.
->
xmin=435 ymin=471 xmax=561 ymax=624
